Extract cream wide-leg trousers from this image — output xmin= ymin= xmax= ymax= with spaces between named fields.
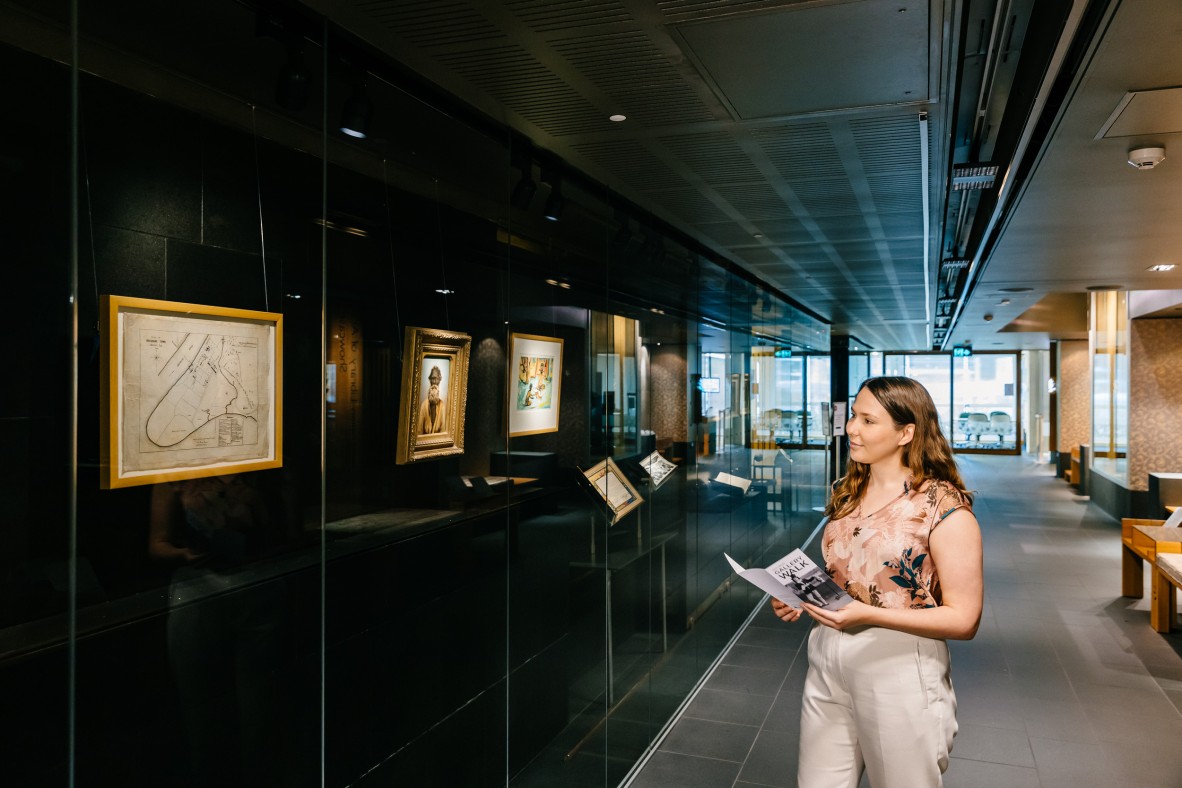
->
xmin=797 ymin=624 xmax=957 ymax=788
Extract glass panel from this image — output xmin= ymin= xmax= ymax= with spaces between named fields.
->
xmin=5 ymin=2 xmax=836 ymax=785
xmin=700 ymin=350 xmax=729 ymax=453
xmin=952 ymin=355 xmax=1018 ymax=450
xmin=1021 ymin=350 xmax=1052 ymax=460
xmin=778 ymin=356 xmax=805 ymax=447
xmin=1090 ymin=290 xmax=1128 ymax=459
xmin=1114 ymin=351 xmax=1128 ymax=455
xmin=849 ymin=354 xmax=870 ymax=399
xmin=805 ymin=356 xmax=831 ymax=445
xmin=1 ymin=2 xmax=73 ymax=781
xmin=884 ymin=355 xmax=953 ymax=440
xmin=63 ymin=2 xmax=329 ymax=784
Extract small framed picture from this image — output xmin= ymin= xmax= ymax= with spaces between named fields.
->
xmin=99 ymin=295 xmax=283 ymax=489
xmin=396 ymin=326 xmax=471 ymax=464
xmin=508 ymin=332 xmax=563 ymax=437
xmin=580 ymin=457 xmax=644 ymax=524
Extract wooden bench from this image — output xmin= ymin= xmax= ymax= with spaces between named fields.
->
xmin=1120 ymin=519 xmax=1181 ymax=598
xmin=1151 ymin=553 xmax=1182 ymax=633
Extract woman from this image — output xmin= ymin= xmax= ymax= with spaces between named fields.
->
xmin=772 ymin=376 xmax=983 ymax=788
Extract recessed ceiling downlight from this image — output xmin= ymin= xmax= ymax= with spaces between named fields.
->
xmin=1147 ymin=264 xmax=1176 ymax=272
xmin=609 ymin=114 xmax=627 ymax=122
xmin=998 ymin=287 xmax=1033 ymax=293
xmin=1086 ymin=284 xmax=1122 ymax=291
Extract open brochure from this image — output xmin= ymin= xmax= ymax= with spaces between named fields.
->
xmin=725 ymin=549 xmax=852 ymax=610
xmin=639 ymin=451 xmax=678 ymax=488
xmin=713 ymin=472 xmax=751 ymax=494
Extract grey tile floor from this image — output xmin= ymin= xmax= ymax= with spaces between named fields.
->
xmin=627 ymin=455 xmax=1182 ymax=788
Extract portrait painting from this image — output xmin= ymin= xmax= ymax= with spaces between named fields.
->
xmin=396 ymin=327 xmax=471 ymax=464
xmin=508 ymin=333 xmax=563 ymax=437
xmin=417 ymin=356 xmax=451 ymax=436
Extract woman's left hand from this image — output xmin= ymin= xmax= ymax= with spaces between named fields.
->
xmin=801 ymin=600 xmax=873 ymax=631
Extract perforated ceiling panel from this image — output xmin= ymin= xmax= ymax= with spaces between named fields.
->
xmin=323 ymin=0 xmax=951 ymax=349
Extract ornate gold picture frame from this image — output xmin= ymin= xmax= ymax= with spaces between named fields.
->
xmin=396 ymin=326 xmax=471 ymax=464
xmin=99 ymin=295 xmax=283 ymax=489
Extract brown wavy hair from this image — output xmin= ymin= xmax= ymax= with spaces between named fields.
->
xmin=826 ymin=376 xmax=972 ymax=520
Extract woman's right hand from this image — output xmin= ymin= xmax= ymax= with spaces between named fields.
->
xmin=771 ymin=598 xmax=804 ymax=623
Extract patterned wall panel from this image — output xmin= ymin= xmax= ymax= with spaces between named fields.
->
xmin=649 ymin=347 xmax=688 ymax=445
xmin=1128 ymin=319 xmax=1182 ymax=491
xmin=1057 ymin=340 xmax=1091 ymax=454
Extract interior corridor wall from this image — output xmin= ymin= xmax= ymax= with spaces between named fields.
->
xmin=1128 ymin=318 xmax=1182 ymax=491
xmin=1056 ymin=340 xmax=1091 ymax=457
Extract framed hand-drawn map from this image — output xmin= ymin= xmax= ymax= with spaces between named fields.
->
xmin=99 ymin=295 xmax=283 ymax=489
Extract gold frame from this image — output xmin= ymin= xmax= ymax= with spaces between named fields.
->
xmin=508 ymin=332 xmax=563 ymax=437
xmin=396 ymin=326 xmax=471 ymax=464
xmin=580 ymin=457 xmax=644 ymax=524
xmin=99 ymin=295 xmax=283 ymax=489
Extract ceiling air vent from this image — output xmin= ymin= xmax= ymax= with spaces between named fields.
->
xmin=951 ymin=163 xmax=999 ymax=191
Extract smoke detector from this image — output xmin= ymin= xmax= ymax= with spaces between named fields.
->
xmin=1128 ymin=146 xmax=1166 ymax=170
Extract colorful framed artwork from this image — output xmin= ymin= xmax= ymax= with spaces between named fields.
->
xmin=99 ymin=295 xmax=283 ymax=490
xmin=580 ymin=457 xmax=644 ymax=524
xmin=396 ymin=326 xmax=471 ymax=464
xmin=508 ymin=332 xmax=563 ymax=437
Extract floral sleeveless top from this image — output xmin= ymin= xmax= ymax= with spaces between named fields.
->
xmin=822 ymin=480 xmax=969 ymax=609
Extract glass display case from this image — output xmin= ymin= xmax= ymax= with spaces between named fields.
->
xmin=0 ymin=1 xmax=829 ymax=785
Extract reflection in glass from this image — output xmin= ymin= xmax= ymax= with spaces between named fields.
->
xmin=806 ymin=356 xmax=831 ymax=445
xmin=952 ymin=354 xmax=1018 ymax=450
xmin=884 ymin=355 xmax=952 ymax=440
xmin=1090 ymin=290 xmax=1127 ymax=458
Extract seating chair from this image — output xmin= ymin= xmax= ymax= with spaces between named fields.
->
xmin=988 ymin=411 xmax=1014 ymax=440
xmin=784 ymin=411 xmax=802 ymax=442
xmin=965 ymin=412 xmax=990 ymax=441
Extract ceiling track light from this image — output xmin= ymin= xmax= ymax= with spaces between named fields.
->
xmin=339 ymin=76 xmax=372 ymax=138
xmin=510 ymin=144 xmax=536 ymax=210
xmin=275 ymin=45 xmax=311 ymax=111
xmin=510 ymin=171 xmax=536 ymax=210
xmin=611 ymin=212 xmax=632 ymax=253
xmin=540 ymin=165 xmax=564 ymax=221
xmin=639 ymin=232 xmax=665 ymax=265
xmin=542 ymin=190 xmax=564 ymax=222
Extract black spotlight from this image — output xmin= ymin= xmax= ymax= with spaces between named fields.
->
xmin=339 ymin=82 xmax=372 ymax=139
xmin=511 ymin=166 xmax=537 ymax=210
xmin=540 ymin=167 xmax=564 ymax=221
xmin=610 ymin=212 xmax=632 ymax=254
xmin=543 ymin=189 xmax=564 ymax=221
xmin=640 ymin=232 xmax=665 ymax=265
xmin=275 ymin=46 xmax=311 ymax=111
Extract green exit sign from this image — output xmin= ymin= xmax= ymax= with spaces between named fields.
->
xmin=773 ymin=348 xmax=793 ymax=358
xmin=953 ymin=347 xmax=973 ymax=357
